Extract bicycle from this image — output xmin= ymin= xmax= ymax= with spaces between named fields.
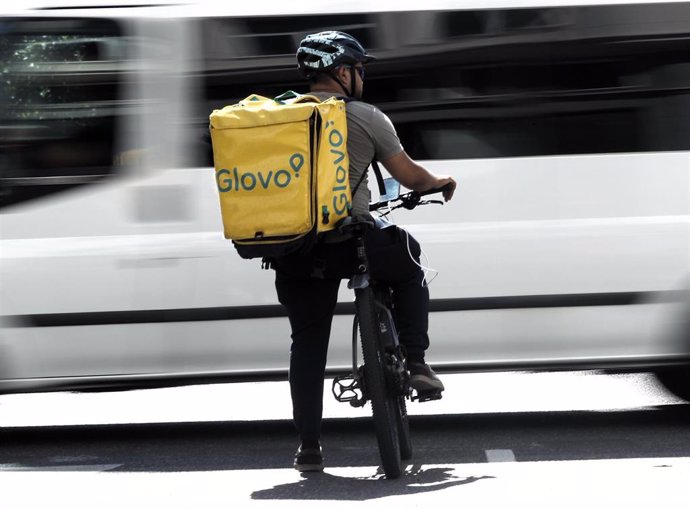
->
xmin=331 ymin=182 xmax=449 ymax=479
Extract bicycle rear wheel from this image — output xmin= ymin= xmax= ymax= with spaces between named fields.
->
xmin=355 ymin=287 xmax=403 ymax=479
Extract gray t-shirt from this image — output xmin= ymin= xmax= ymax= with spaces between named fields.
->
xmin=310 ymin=92 xmax=404 ymax=216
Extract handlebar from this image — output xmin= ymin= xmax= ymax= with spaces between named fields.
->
xmin=369 ymin=182 xmax=453 ymax=212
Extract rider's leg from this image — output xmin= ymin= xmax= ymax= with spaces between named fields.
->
xmin=364 ymin=225 xmax=429 ymax=362
xmin=389 ymin=269 xmax=429 ymax=364
xmin=275 ymin=267 xmax=341 ymax=448
xmin=365 ymin=226 xmax=444 ymax=393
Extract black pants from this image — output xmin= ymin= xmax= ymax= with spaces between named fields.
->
xmin=274 ymin=225 xmax=429 ymax=445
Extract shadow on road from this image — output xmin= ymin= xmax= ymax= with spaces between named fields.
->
xmin=251 ymin=465 xmax=495 ymax=501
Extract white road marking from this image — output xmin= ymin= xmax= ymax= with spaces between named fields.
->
xmin=0 ymin=464 xmax=122 ymax=472
xmin=485 ymin=449 xmax=516 ymax=462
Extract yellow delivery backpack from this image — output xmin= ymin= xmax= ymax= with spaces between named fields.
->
xmin=209 ymin=92 xmax=352 ymax=259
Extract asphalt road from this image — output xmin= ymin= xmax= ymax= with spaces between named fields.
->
xmin=1 ymin=371 xmax=689 ymax=508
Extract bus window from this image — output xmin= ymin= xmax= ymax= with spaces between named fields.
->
xmin=370 ymin=6 xmax=690 ymax=159
xmin=0 ymin=18 xmax=126 ymax=208
xmin=193 ymin=3 xmax=690 ymax=167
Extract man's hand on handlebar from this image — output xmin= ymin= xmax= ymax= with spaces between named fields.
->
xmin=369 ymin=175 xmax=458 ymax=212
xmin=432 ymin=176 xmax=456 ymax=202
xmin=415 ymin=177 xmax=456 ymax=201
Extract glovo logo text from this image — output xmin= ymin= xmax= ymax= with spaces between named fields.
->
xmin=216 ymin=153 xmax=305 ymax=193
xmin=325 ymin=120 xmax=350 ymax=217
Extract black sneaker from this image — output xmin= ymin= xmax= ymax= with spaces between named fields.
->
xmin=293 ymin=444 xmax=324 ymax=472
xmin=408 ymin=362 xmax=445 ymax=392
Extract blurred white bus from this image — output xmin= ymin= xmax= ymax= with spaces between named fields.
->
xmin=1 ymin=0 xmax=689 ymax=399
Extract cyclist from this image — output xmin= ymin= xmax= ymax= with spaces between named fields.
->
xmin=274 ymin=31 xmax=456 ymax=472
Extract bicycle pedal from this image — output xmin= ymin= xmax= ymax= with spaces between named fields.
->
xmin=332 ymin=375 xmax=365 ymax=405
xmin=413 ymin=389 xmax=443 ymax=403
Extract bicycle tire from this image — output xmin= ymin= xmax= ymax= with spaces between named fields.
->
xmin=397 ymin=396 xmax=412 ymax=460
xmin=374 ymin=292 xmax=412 ymax=461
xmin=355 ymin=287 xmax=403 ymax=479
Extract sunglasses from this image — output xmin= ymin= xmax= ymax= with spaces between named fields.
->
xmin=352 ymin=66 xmax=365 ymax=80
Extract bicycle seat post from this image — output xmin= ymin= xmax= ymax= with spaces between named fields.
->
xmin=338 ymin=216 xmax=375 ymax=281
xmin=354 ymin=232 xmax=368 ymax=274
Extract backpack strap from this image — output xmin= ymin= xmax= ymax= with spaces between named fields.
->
xmin=351 ymin=159 xmax=386 ymax=201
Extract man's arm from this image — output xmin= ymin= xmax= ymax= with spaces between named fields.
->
xmin=381 ymin=151 xmax=457 ymax=201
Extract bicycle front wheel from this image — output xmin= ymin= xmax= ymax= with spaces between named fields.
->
xmin=355 ymin=287 xmax=403 ymax=479
xmin=397 ymin=395 xmax=412 ymax=460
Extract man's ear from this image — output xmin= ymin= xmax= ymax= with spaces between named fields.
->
xmin=333 ymin=65 xmax=349 ymax=83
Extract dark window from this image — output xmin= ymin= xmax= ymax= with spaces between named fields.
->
xmin=196 ymin=4 xmax=690 ymax=166
xmin=0 ymin=18 xmax=125 ymax=208
xmin=202 ymin=14 xmax=374 ymax=110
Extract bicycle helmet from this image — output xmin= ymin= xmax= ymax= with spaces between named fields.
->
xmin=296 ymin=31 xmax=375 ymax=79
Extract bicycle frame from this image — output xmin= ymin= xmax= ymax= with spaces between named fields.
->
xmin=332 ymin=217 xmax=409 ymax=407
xmin=331 ymin=184 xmax=450 ymax=478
